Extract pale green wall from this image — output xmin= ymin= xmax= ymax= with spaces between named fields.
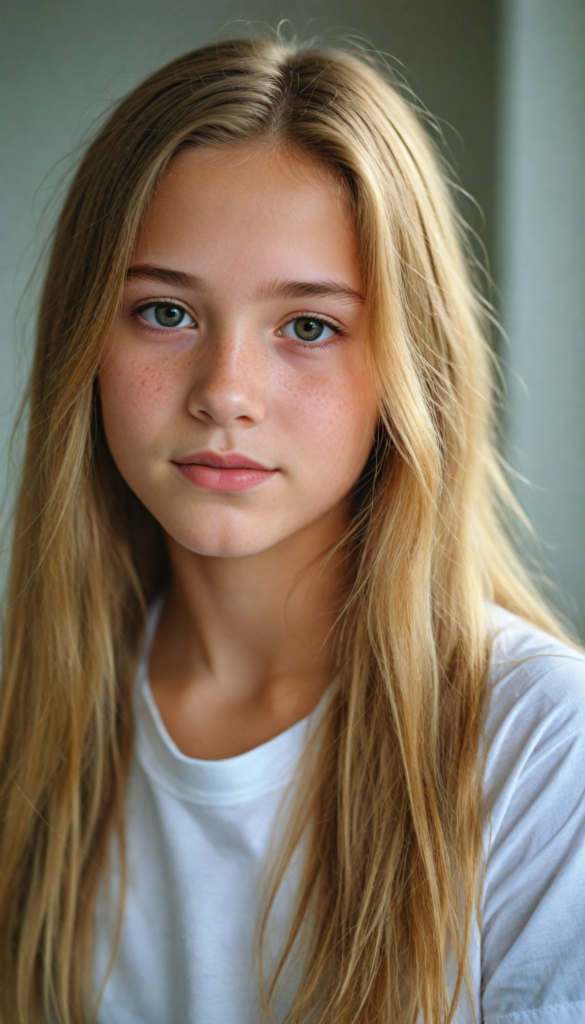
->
xmin=498 ymin=0 xmax=585 ymax=634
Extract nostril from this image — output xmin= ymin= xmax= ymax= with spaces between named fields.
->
xmin=186 ymin=381 xmax=266 ymax=428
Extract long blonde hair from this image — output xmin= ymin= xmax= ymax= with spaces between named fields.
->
xmin=0 ymin=34 xmax=570 ymax=1024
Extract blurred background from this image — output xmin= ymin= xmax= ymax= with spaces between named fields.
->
xmin=1 ymin=0 xmax=584 ymax=633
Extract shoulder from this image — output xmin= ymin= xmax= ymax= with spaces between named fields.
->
xmin=479 ymin=606 xmax=585 ymax=1023
xmin=483 ymin=602 xmax=585 ymax=849
xmin=484 ymin=604 xmax=585 ymax=773
xmin=487 ymin=602 xmax=585 ymax=705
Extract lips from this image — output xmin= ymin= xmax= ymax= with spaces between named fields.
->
xmin=172 ymin=450 xmax=278 ymax=492
xmin=174 ymin=450 xmax=273 ymax=471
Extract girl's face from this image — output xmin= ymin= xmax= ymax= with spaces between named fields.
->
xmin=100 ymin=144 xmax=378 ymax=558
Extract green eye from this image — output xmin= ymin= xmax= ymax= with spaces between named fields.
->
xmin=139 ymin=303 xmax=195 ymax=329
xmin=281 ymin=317 xmax=336 ymax=343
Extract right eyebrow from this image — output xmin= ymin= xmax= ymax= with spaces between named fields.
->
xmin=126 ymin=264 xmax=205 ymax=290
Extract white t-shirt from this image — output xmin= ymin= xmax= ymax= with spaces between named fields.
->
xmin=94 ymin=604 xmax=585 ymax=1023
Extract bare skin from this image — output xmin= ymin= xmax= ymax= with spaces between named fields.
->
xmin=100 ymin=143 xmax=378 ymax=759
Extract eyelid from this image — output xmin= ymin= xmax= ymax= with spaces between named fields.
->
xmin=278 ymin=311 xmax=345 ymax=335
xmin=131 ymin=297 xmax=198 ymax=330
xmin=132 ymin=297 xmax=197 ymax=316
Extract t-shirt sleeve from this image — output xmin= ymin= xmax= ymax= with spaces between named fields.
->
xmin=480 ymin=638 xmax=585 ymax=1024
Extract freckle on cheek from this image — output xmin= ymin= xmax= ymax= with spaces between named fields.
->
xmin=132 ymin=361 xmax=176 ymax=399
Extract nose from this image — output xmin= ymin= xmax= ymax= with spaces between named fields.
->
xmin=186 ymin=327 xmax=267 ymax=428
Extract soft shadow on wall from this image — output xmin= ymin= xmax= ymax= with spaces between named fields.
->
xmin=498 ymin=0 xmax=585 ymax=637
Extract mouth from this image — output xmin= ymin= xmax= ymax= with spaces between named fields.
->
xmin=172 ymin=450 xmax=278 ymax=492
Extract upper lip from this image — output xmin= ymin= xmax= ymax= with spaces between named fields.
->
xmin=173 ymin=450 xmax=275 ymax=471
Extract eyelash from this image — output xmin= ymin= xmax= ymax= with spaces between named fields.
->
xmin=278 ymin=312 xmax=345 ymax=351
xmin=132 ymin=299 xmax=196 ymax=334
xmin=131 ymin=300 xmax=345 ymax=349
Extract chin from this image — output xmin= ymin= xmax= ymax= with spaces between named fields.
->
xmin=165 ymin=511 xmax=289 ymax=560
xmin=181 ymin=536 xmax=274 ymax=559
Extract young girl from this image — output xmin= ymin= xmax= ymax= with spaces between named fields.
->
xmin=1 ymin=34 xmax=584 ymax=1024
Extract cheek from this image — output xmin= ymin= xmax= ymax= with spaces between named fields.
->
xmin=99 ymin=345 xmax=181 ymax=456
xmin=277 ymin=363 xmax=376 ymax=485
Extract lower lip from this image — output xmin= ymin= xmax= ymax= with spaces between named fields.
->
xmin=174 ymin=463 xmax=278 ymax=492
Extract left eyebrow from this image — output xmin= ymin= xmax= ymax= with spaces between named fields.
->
xmin=255 ymin=278 xmax=365 ymax=305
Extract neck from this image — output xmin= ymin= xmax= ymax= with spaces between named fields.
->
xmin=153 ymin=500 xmax=351 ymax=703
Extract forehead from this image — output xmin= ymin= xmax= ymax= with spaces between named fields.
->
xmin=133 ymin=143 xmax=361 ymax=293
